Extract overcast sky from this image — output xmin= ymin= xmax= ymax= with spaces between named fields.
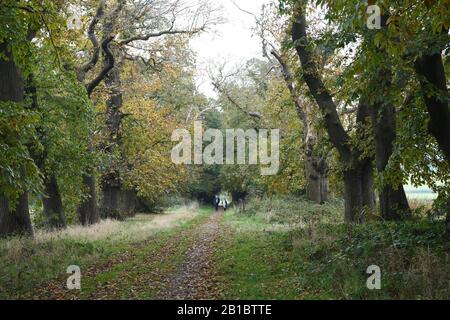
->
xmin=190 ymin=0 xmax=270 ymax=98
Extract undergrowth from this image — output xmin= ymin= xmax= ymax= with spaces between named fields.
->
xmin=217 ymin=196 xmax=449 ymax=299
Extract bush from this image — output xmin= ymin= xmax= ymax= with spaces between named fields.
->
xmin=135 ymin=196 xmax=193 ymax=214
xmin=244 ymin=195 xmax=344 ymax=226
xmin=234 ymin=195 xmax=449 ymax=299
xmin=99 ymin=207 xmax=128 ymax=221
xmin=289 ymin=219 xmax=450 ymax=299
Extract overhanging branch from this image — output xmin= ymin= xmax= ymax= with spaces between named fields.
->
xmin=86 ymin=35 xmax=115 ymax=97
xmin=78 ymin=0 xmax=106 ymax=79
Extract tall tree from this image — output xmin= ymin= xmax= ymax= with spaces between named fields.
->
xmin=0 ymin=40 xmax=34 ymax=237
xmin=238 ymin=1 xmax=329 ymax=203
xmin=97 ymin=0 xmax=216 ymax=218
xmin=71 ymin=0 xmax=116 ymax=225
xmin=26 ymin=77 xmax=67 ymax=229
xmin=269 ymin=48 xmax=328 ymax=203
xmin=291 ymin=6 xmax=375 ymax=222
xmin=414 ymin=48 xmax=450 ymax=164
xmin=0 ymin=0 xmax=45 ymax=237
xmin=368 ymin=76 xmax=411 ymax=220
xmin=364 ymin=11 xmax=411 ymax=220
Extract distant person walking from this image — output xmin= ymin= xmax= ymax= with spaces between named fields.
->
xmin=214 ymin=195 xmax=220 ymax=212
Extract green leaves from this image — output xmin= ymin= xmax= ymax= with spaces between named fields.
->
xmin=0 ymin=0 xmax=96 ymax=212
xmin=0 ymin=99 xmax=41 ymax=205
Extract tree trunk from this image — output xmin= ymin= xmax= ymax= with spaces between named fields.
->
xmin=370 ymin=91 xmax=411 ymax=220
xmin=371 ymin=101 xmax=411 ymax=220
xmin=74 ymin=2 xmax=123 ymax=225
xmin=361 ymin=160 xmax=376 ymax=210
xmin=414 ymin=53 xmax=450 ymax=164
xmin=305 ymin=139 xmax=328 ymax=204
xmin=343 ymin=160 xmax=375 ymax=223
xmin=343 ymin=100 xmax=375 ymax=226
xmin=302 ymin=97 xmax=328 ymax=204
xmin=446 ymin=203 xmax=450 ymax=234
xmin=120 ymin=190 xmax=137 ymax=217
xmin=42 ymin=175 xmax=67 ymax=229
xmin=100 ymin=52 xmax=125 ymax=219
xmin=101 ymin=184 xmax=122 ymax=219
xmin=0 ymin=193 xmax=34 ymax=238
xmin=78 ymin=172 xmax=99 ymax=226
xmin=0 ymin=41 xmax=33 ymax=238
xmin=378 ymin=185 xmax=410 ymax=220
xmin=0 ymin=48 xmax=24 ymax=100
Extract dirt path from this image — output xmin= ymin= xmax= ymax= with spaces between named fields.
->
xmin=162 ymin=211 xmax=223 ymax=300
xmin=36 ymin=209 xmax=225 ymax=300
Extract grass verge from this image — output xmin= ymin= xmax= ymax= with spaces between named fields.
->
xmin=0 ymin=204 xmax=211 ymax=299
xmin=215 ymin=199 xmax=449 ymax=300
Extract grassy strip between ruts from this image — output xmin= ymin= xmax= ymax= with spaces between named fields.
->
xmin=214 ymin=210 xmax=301 ymax=299
xmin=0 ymin=205 xmax=212 ymax=300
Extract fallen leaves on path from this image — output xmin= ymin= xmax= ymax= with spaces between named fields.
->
xmin=162 ymin=212 xmax=224 ymax=300
xmin=35 ymin=210 xmax=226 ymax=300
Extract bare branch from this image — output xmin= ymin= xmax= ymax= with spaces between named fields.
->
xmin=78 ymin=0 xmax=106 ymax=78
xmin=86 ymin=35 xmax=115 ymax=96
xmin=119 ymin=27 xmax=204 ymax=45
xmin=211 ymin=80 xmax=262 ymax=120
xmin=269 ymin=47 xmax=307 ymax=124
xmin=117 ymin=0 xmax=219 ymax=48
xmin=85 ymin=0 xmax=126 ymax=96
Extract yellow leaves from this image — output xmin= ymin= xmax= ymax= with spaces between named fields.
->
xmin=257 ymin=76 xmax=306 ymax=195
xmin=121 ymin=97 xmax=188 ymax=200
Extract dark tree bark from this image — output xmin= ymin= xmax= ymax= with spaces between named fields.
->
xmin=31 ymin=148 xmax=68 ymax=230
xmin=77 ymin=0 xmax=106 ymax=82
xmin=78 ymin=171 xmax=99 ymax=226
xmin=77 ymin=35 xmax=115 ymax=224
xmin=85 ymin=35 xmax=115 ymax=97
xmin=291 ymin=9 xmax=375 ymax=222
xmin=343 ymin=161 xmax=374 ymax=223
xmin=0 ymin=192 xmax=33 ymax=238
xmin=0 ymin=41 xmax=33 ymax=238
xmin=121 ymin=190 xmax=137 ymax=217
xmin=102 ymin=188 xmax=136 ymax=219
xmin=231 ymin=191 xmax=248 ymax=213
xmin=99 ymin=2 xmax=127 ymax=219
xmin=414 ymin=53 xmax=450 ymax=164
xmin=101 ymin=185 xmax=122 ymax=218
xmin=446 ymin=197 xmax=450 ymax=233
xmin=0 ymin=43 xmax=24 ymax=101
xmin=305 ymin=134 xmax=328 ymax=204
xmin=342 ymin=103 xmax=376 ymax=223
xmin=42 ymin=175 xmax=67 ymax=229
xmin=100 ymin=50 xmax=125 ymax=219
xmin=370 ymin=100 xmax=411 ymax=220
